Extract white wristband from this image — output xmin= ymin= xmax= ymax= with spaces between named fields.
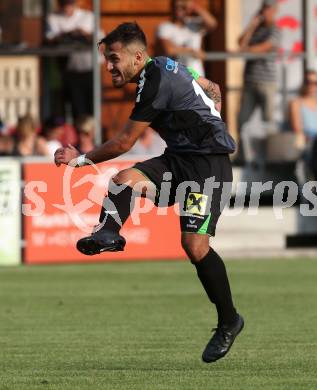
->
xmin=76 ymin=154 xmax=87 ymax=167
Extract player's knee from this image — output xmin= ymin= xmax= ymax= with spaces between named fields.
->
xmin=111 ymin=169 xmax=153 ymax=196
xmin=112 ymin=169 xmax=132 ymax=186
xmin=181 ymin=234 xmax=209 ymax=263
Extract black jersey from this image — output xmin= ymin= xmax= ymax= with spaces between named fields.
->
xmin=129 ymin=56 xmax=236 ymax=155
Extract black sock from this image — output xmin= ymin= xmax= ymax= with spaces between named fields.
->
xmin=193 ymin=248 xmax=237 ymax=326
xmin=98 ymin=184 xmax=134 ymax=233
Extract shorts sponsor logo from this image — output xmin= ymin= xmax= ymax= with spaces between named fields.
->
xmin=186 ymin=223 xmax=198 ymax=229
xmin=186 ymin=193 xmax=208 ymax=216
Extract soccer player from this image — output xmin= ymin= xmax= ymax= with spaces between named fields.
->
xmin=54 ymin=22 xmax=244 ymax=363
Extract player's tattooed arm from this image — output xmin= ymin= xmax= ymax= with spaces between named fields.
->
xmin=197 ymin=77 xmax=222 ymax=113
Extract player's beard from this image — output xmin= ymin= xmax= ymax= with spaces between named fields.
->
xmin=112 ymin=62 xmax=136 ymax=88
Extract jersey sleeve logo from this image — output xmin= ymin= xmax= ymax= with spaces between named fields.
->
xmin=165 ymin=58 xmax=179 ymax=74
xmin=136 ymin=68 xmax=146 ymax=103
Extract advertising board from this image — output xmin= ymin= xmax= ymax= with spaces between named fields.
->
xmin=23 ymin=161 xmax=184 ymax=264
xmin=0 ymin=159 xmax=21 ymax=265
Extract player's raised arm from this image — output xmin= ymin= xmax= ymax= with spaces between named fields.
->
xmin=54 ymin=119 xmax=150 ymax=166
xmin=196 ymin=76 xmax=222 ymax=113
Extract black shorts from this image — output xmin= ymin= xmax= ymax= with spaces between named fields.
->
xmin=133 ymin=151 xmax=232 ymax=236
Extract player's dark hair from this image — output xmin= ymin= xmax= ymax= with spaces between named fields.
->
xmin=99 ymin=22 xmax=147 ymax=48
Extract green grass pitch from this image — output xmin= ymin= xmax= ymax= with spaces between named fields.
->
xmin=0 ymin=258 xmax=317 ymax=390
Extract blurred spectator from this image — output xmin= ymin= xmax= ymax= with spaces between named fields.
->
xmin=46 ymin=0 xmax=94 ymax=121
xmin=127 ymin=128 xmax=166 ymax=156
xmin=43 ymin=116 xmax=78 ymax=149
xmin=42 ymin=117 xmax=65 ymax=157
xmin=75 ymin=115 xmax=95 ymax=154
xmin=156 ymin=0 xmax=218 ymax=76
xmin=60 ymin=121 xmax=78 ymax=146
xmin=289 ymin=69 xmax=317 ymax=180
xmin=0 ymin=116 xmax=12 ymax=156
xmin=236 ymin=0 xmax=280 ymax=164
xmin=0 ymin=117 xmax=7 ymax=134
xmin=12 ymin=115 xmax=49 ymax=157
xmin=0 ymin=135 xmax=14 ymax=156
